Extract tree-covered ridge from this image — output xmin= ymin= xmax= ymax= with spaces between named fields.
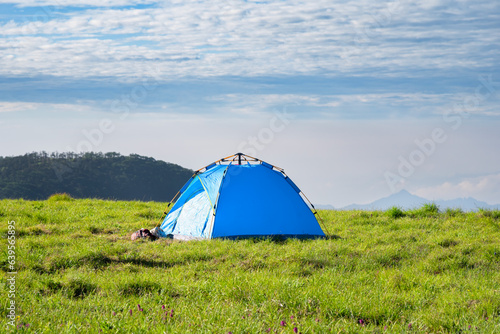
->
xmin=0 ymin=152 xmax=193 ymax=201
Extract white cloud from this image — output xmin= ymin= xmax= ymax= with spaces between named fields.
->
xmin=203 ymin=92 xmax=459 ymax=117
xmin=0 ymin=101 xmax=94 ymax=113
xmin=0 ymin=0 xmax=498 ymax=79
xmin=0 ymin=101 xmax=38 ymax=112
xmin=415 ymin=173 xmax=500 ymax=204
xmin=0 ymin=0 xmax=156 ymax=6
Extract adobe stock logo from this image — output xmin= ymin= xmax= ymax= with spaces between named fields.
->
xmin=385 ymin=129 xmax=447 ymax=191
xmin=236 ymin=108 xmax=295 ymax=157
xmin=64 ymin=65 xmax=161 ymax=154
xmin=385 ymin=74 xmax=499 ymax=192
xmin=52 ymin=65 xmax=162 ymax=182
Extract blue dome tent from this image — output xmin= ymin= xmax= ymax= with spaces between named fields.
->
xmin=156 ymin=153 xmax=327 ymax=240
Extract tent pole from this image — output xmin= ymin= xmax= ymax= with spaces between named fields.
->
xmin=156 ymin=189 xmax=182 ymax=227
xmin=300 ymin=192 xmax=332 ymax=237
xmin=195 ymin=153 xmax=236 ymax=173
xmin=280 ymin=169 xmax=332 ymax=238
xmin=155 ymin=168 xmax=199 ymax=227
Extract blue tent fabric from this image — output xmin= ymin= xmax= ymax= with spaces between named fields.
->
xmin=160 ymin=178 xmax=208 ymax=237
xmin=160 ymin=165 xmax=227 ymax=239
xmin=159 ymin=156 xmax=325 ymax=239
xmin=196 ymin=164 xmax=228 ymax=207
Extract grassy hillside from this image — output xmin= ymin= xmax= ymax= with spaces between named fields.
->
xmin=1 ymin=197 xmax=499 ymax=333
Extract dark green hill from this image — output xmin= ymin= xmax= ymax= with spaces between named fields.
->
xmin=0 ymin=152 xmax=193 ymax=201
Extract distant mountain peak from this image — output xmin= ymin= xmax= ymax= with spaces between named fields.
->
xmin=342 ymin=190 xmax=499 ymax=212
xmin=392 ymin=189 xmax=417 ymax=199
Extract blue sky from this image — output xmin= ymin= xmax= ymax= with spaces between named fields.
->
xmin=1 ymin=0 xmax=499 ymax=206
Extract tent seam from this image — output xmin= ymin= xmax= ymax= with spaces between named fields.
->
xmin=207 ymin=164 xmax=231 ymax=238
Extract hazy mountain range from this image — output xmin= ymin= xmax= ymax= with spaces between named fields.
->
xmin=317 ymin=190 xmax=499 ymax=212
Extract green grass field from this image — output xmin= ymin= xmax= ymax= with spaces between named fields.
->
xmin=1 ymin=196 xmax=499 ymax=333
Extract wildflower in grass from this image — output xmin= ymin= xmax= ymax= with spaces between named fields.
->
xmin=112 ymin=311 xmax=116 ymax=316
xmin=408 ymin=323 xmax=412 ymax=329
xmin=315 ymin=318 xmax=320 ymax=322
xmin=358 ymin=319 xmax=364 ymax=326
xmin=266 ymin=328 xmax=271 ymax=332
xmin=162 ymin=305 xmax=165 ymax=310
xmin=280 ymin=320 xmax=286 ymax=326
xmin=384 ymin=326 xmax=388 ymax=330
xmin=170 ymin=309 xmax=174 ymax=317
xmin=26 ymin=324 xmax=30 ymax=328
xmin=137 ymin=304 xmax=141 ymax=310
xmin=293 ymin=327 xmax=298 ymax=333
xmin=129 ymin=310 xmax=133 ymax=315
xmin=290 ymin=315 xmax=294 ymax=320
